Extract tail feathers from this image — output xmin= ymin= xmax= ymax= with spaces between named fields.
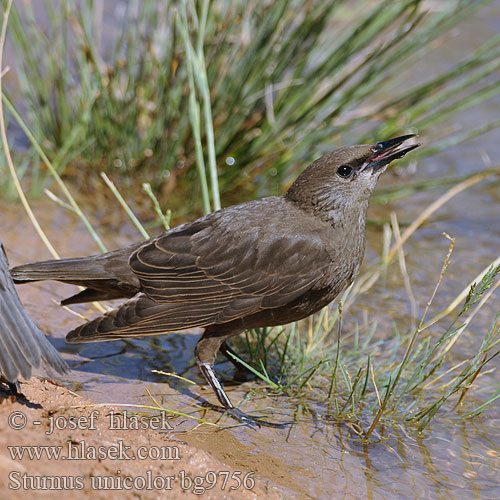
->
xmin=66 ymin=295 xmax=214 ymax=343
xmin=10 ymin=243 xmax=145 ymax=305
xmin=11 ymin=257 xmax=111 ymax=284
xmin=0 ymin=307 xmax=69 ymax=381
xmin=60 ymin=288 xmax=132 ymax=306
xmin=39 ymin=338 xmax=69 ymax=376
xmin=1 ymin=253 xmax=69 ymax=383
xmin=11 ymin=241 xmax=144 ymax=285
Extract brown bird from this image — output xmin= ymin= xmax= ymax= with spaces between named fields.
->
xmin=0 ymin=237 xmax=68 ymax=393
xmin=11 ymin=135 xmax=418 ymax=425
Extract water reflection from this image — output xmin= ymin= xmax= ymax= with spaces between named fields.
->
xmin=2 ymin=189 xmax=499 ymax=499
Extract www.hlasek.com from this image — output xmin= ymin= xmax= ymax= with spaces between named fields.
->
xmin=8 ymin=439 xmax=181 ymax=461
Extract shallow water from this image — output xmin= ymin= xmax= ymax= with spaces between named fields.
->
xmin=2 ymin=2 xmax=500 ymax=499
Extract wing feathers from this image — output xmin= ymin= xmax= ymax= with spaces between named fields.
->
xmin=70 ymin=207 xmax=331 ymax=341
xmin=128 ymin=221 xmax=327 ymax=318
xmin=66 ymin=295 xmax=223 ymax=343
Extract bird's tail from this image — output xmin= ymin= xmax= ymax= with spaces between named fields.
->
xmin=10 ymin=242 xmax=145 ymax=305
xmin=1 ymin=242 xmax=69 ymax=382
xmin=11 ymin=256 xmax=109 ymax=284
xmin=0 ymin=296 xmax=69 ymax=381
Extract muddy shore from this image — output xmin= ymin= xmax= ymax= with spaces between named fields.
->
xmin=0 ymin=377 xmax=283 ymax=499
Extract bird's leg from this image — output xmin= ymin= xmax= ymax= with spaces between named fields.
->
xmin=220 ymin=341 xmax=253 ymax=380
xmin=0 ymin=376 xmax=20 ymax=396
xmin=195 ymin=334 xmax=249 ymax=421
xmin=198 ymin=361 xmax=234 ymax=409
xmin=8 ymin=381 xmax=19 ymax=395
xmin=195 ymin=333 xmax=288 ymax=429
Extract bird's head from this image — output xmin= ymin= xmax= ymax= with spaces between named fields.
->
xmin=285 ymin=134 xmax=419 ymax=216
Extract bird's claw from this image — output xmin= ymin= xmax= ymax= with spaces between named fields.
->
xmin=226 ymin=407 xmax=262 ymax=429
xmin=224 ymin=407 xmax=290 ymax=429
xmin=200 ymin=400 xmax=289 ymax=429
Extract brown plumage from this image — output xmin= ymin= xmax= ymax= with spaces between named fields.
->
xmin=11 ymin=135 xmax=418 ymax=425
xmin=0 ymin=238 xmax=68 ymax=390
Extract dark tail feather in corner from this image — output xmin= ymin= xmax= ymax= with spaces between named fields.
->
xmin=0 ymin=240 xmax=69 ymax=383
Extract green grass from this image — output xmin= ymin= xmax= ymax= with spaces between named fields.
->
xmin=232 ymin=245 xmax=500 ymax=437
xmin=3 ymin=0 xmax=500 ymax=211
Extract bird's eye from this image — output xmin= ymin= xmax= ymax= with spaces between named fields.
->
xmin=336 ymin=165 xmax=353 ymax=178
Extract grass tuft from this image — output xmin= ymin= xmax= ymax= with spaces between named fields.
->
xmin=2 ymin=0 xmax=500 ymax=209
xmin=232 ymin=253 xmax=500 ymax=437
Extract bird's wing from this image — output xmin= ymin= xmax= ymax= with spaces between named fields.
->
xmin=130 ymin=218 xmax=329 ymax=325
xmin=66 ymin=294 xmax=219 ymax=342
xmin=67 ymin=216 xmax=331 ymax=343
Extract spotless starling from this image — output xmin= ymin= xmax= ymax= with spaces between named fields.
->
xmin=11 ymin=135 xmax=418 ymax=425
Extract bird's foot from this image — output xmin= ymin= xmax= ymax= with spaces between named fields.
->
xmin=0 ymin=377 xmax=20 ymax=397
xmin=8 ymin=382 xmax=19 ymax=396
xmin=224 ymin=406 xmax=290 ymax=429
xmin=198 ymin=361 xmax=290 ymax=429
xmin=201 ymin=400 xmax=289 ymax=429
xmin=224 ymin=406 xmax=262 ymax=429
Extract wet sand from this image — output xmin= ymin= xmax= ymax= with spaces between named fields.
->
xmin=0 ymin=377 xmax=282 ymax=499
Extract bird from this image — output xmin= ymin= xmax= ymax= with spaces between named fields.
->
xmin=10 ymin=134 xmax=419 ymax=425
xmin=0 ymin=237 xmax=69 ymax=393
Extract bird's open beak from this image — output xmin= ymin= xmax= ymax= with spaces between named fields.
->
xmin=364 ymin=134 xmax=420 ymax=173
